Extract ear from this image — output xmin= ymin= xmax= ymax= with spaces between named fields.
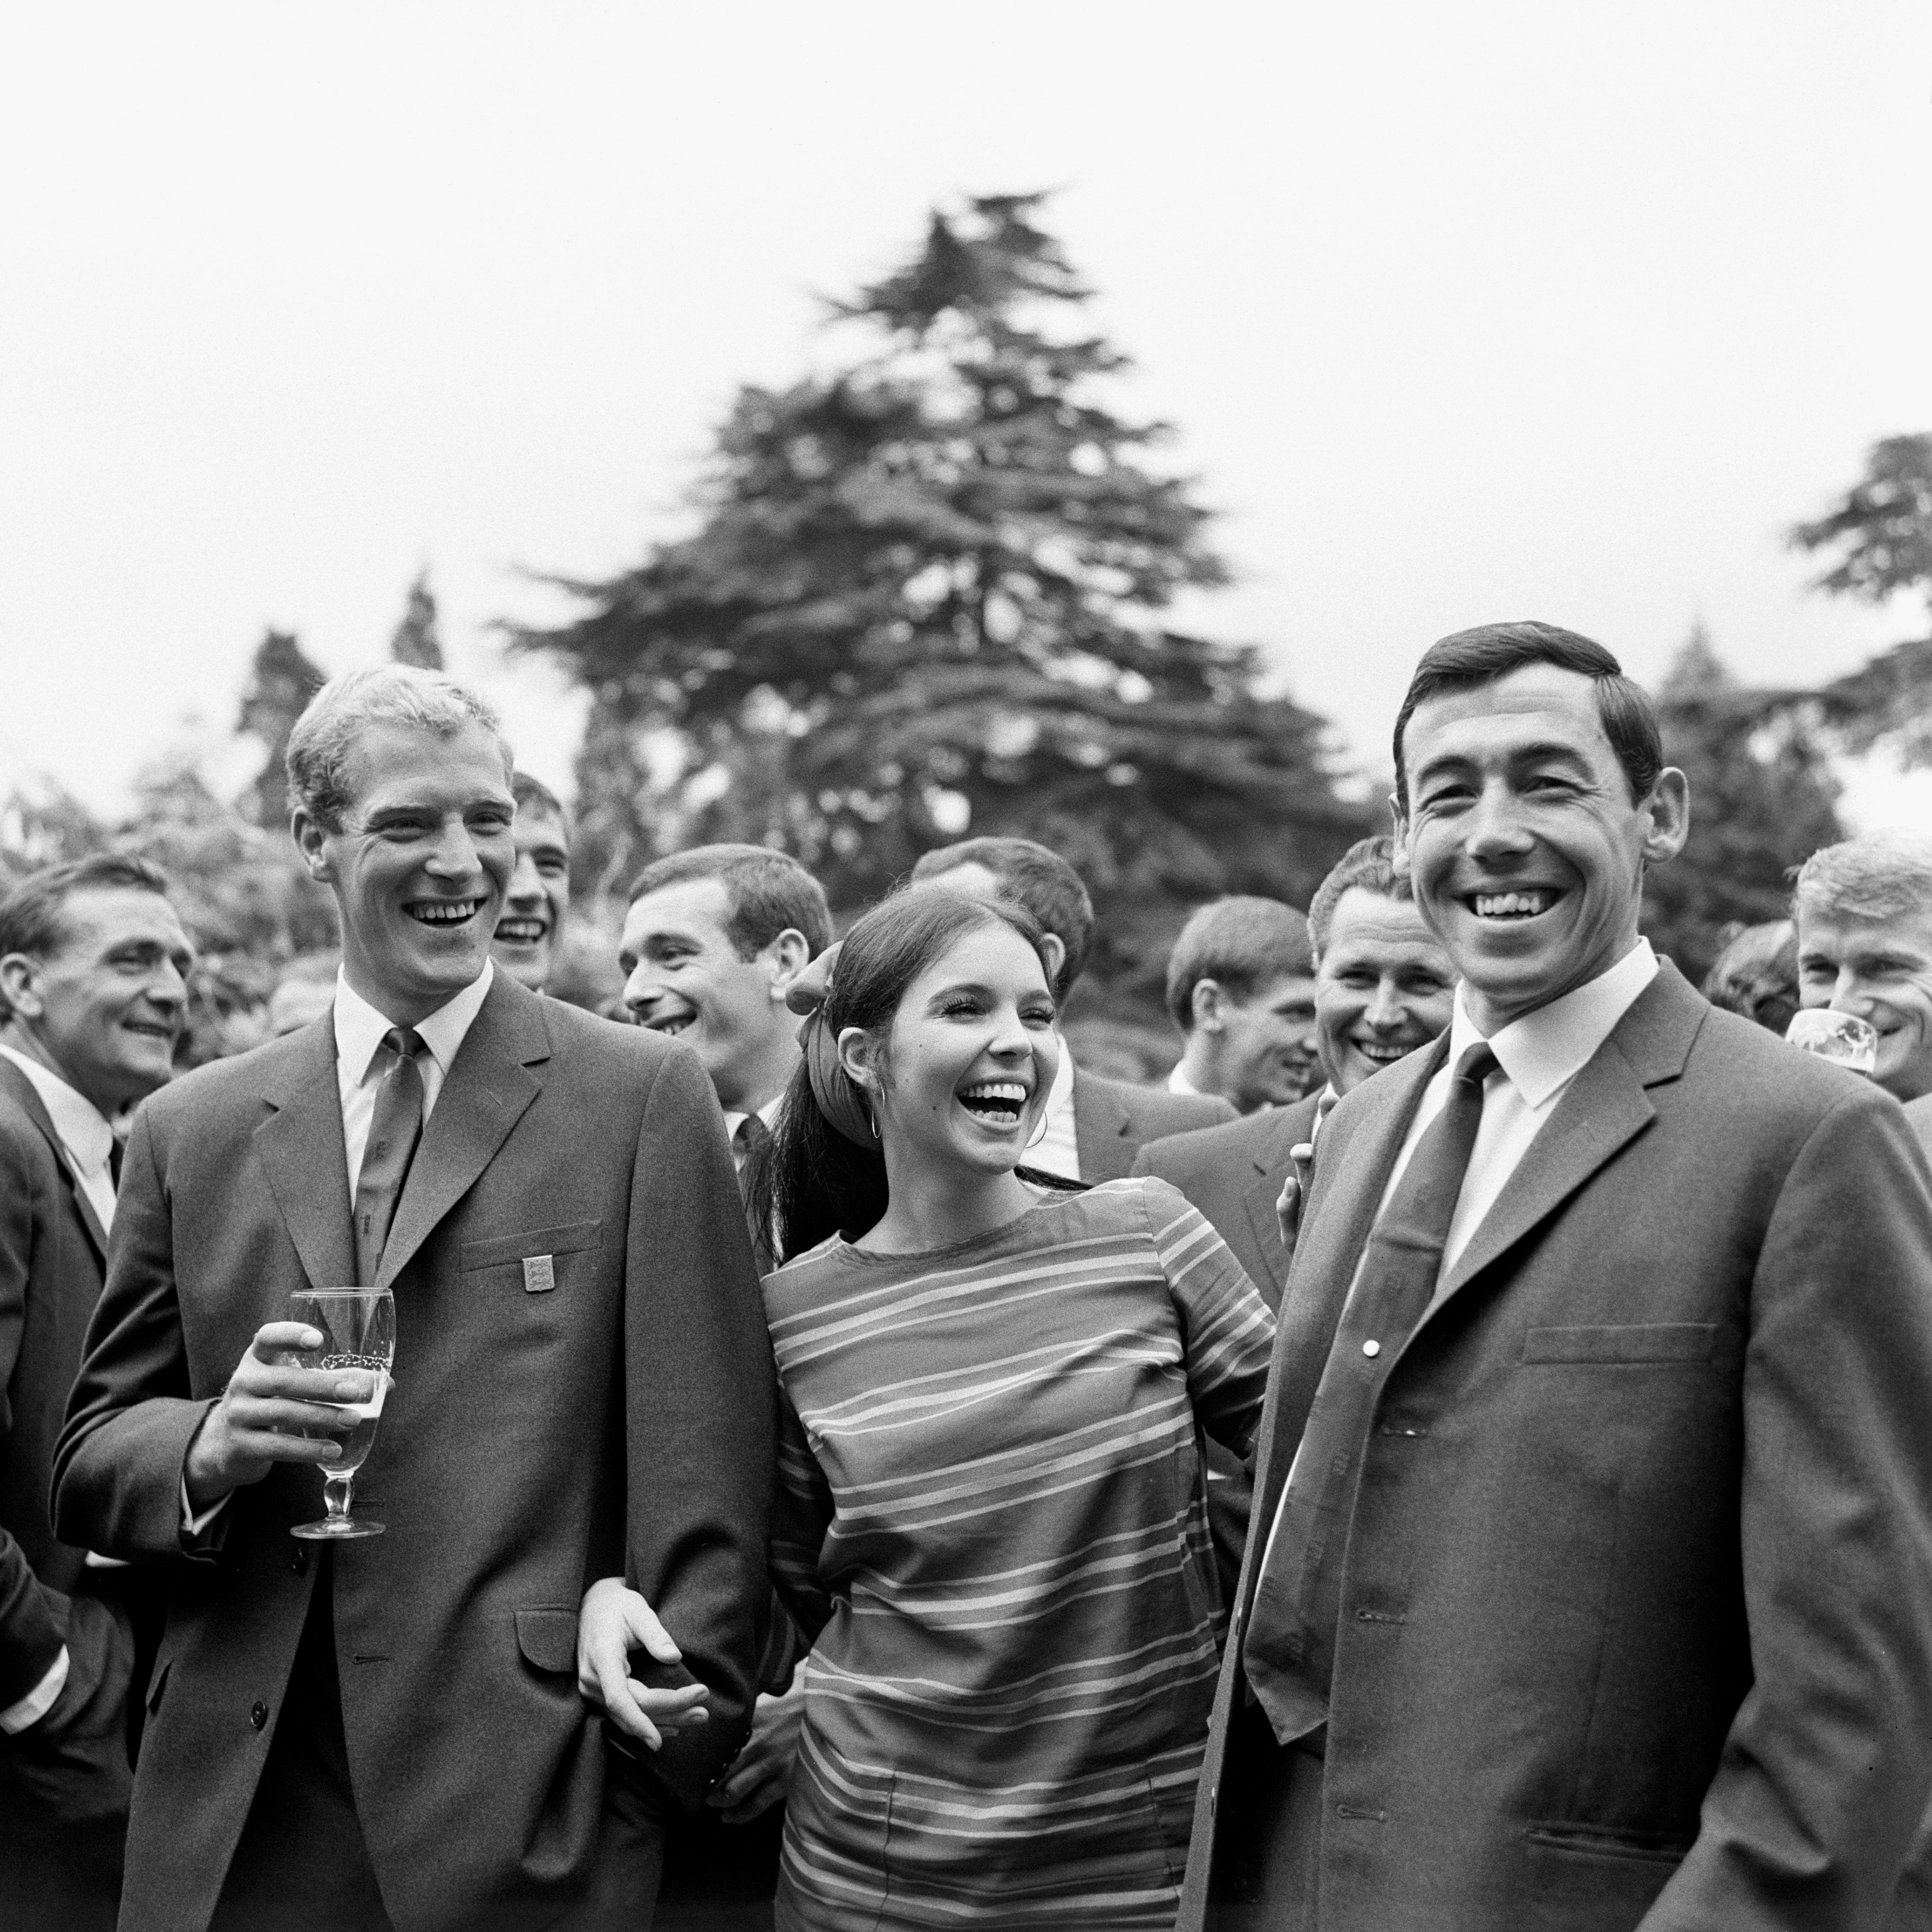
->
xmin=0 ymin=952 xmax=43 ymax=1021
xmin=1389 ymin=793 xmax=1412 ymax=877
xmin=1640 ymin=767 xmax=1691 ymax=867
xmin=291 ymin=807 xmax=335 ymax=885
xmin=764 ymin=929 xmax=812 ymax=1002
xmin=838 ymin=1024 xmax=884 ymax=1095
xmin=1037 ymin=931 xmax=1067 ymax=994
xmin=1189 ymin=979 xmax=1226 ymax=1033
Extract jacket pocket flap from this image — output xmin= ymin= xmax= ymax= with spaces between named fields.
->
xmin=515 ymin=1607 xmax=580 ymax=1675
xmin=461 ymin=1220 xmax=603 ymax=1274
xmin=1524 ymin=1323 xmax=1717 ymax=1365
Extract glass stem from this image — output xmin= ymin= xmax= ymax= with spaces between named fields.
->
xmin=324 ymin=1473 xmax=355 ymax=1524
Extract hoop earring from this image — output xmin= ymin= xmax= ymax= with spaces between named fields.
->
xmin=867 ymin=1104 xmax=880 ymax=1141
xmin=1025 ymin=1108 xmax=1049 ymax=1151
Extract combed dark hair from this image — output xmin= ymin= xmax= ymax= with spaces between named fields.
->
xmin=908 ymin=837 xmax=1094 ymax=999
xmin=756 ymin=888 xmax=1060 ymax=1263
xmin=1701 ymin=919 xmax=1799 ymax=1038
xmin=511 ymin=770 xmax=571 ymax=836
xmin=0 ymin=854 xmax=174 ymax=1020
xmin=1162 ymin=897 xmax=1313 ymax=1033
xmin=1391 ymin=622 xmax=1664 ymax=813
xmin=1307 ymin=835 xmax=1413 ymax=957
xmin=628 ymin=844 xmax=833 ymax=959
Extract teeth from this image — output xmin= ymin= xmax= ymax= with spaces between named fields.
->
xmin=962 ymin=1083 xmax=1027 ymax=1102
xmin=410 ymin=899 xmax=483 ymax=924
xmin=1472 ymin=890 xmax=1553 ymax=920
xmin=1355 ymin=1041 xmax=1407 ymax=1062
xmin=649 ymin=1014 xmax=693 ymax=1036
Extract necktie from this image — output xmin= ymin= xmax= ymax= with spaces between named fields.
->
xmin=733 ymin=1110 xmax=771 ymax=1177
xmin=1242 ymin=1040 xmax=1499 ymax=1744
xmin=354 ymin=1028 xmax=426 ymax=1286
xmin=108 ymin=1135 xmax=125 ymax=1191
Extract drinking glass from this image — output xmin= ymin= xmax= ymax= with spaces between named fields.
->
xmin=289 ymin=1289 xmax=395 ymax=1541
xmin=1784 ymin=1008 xmax=1878 ymax=1075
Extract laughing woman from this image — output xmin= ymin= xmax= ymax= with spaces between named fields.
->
xmin=746 ymin=886 xmax=1274 ymax=1931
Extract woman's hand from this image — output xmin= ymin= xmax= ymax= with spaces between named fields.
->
xmin=708 ymin=1660 xmax=808 ymax=1823
xmin=577 ymin=1577 xmax=710 ymax=1752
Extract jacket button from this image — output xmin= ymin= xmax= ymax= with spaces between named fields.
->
xmin=250 ymin=1701 xmax=268 ymax=1731
xmin=290 ymin=1546 xmax=308 ymax=1576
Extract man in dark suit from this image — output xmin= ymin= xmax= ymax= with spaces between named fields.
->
xmin=54 ymin=666 xmax=775 ymax=1932
xmin=0 ymin=853 xmax=194 ymax=1932
xmin=1182 ymin=623 xmax=1932 ymax=1931
xmin=1134 ymin=838 xmax=1454 ymax=1309
xmin=909 ymin=836 xmax=1232 ymax=1177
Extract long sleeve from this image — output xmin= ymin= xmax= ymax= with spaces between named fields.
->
xmin=1641 ymin=1088 xmax=1932 ymax=1928
xmin=768 ymin=1391 xmax=835 ymax=1649
xmin=1140 ymin=1177 xmax=1276 ymax=1459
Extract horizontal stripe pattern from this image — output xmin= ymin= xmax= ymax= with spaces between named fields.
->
xmin=766 ymin=1178 xmax=1274 ymax=1929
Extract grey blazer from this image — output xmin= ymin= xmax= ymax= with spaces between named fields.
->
xmin=1072 ymin=1067 xmax=1234 ymax=1181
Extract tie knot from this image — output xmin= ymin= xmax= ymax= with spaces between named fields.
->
xmin=735 ymin=1112 xmax=770 ymax=1154
xmin=383 ymin=1027 xmax=425 ymax=1064
xmin=1456 ymin=1041 xmax=1499 ymax=1089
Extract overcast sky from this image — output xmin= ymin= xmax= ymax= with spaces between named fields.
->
xmin=4 ymin=3 xmax=1930 ymax=827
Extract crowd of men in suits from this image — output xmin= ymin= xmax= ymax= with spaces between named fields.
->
xmin=6 ymin=618 xmax=1932 ymax=1930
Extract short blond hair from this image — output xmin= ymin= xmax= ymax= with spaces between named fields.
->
xmin=1792 ymin=834 xmax=1932 ymax=926
xmin=285 ymin=665 xmax=512 ymax=831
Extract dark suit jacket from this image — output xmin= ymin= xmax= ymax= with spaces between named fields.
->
xmin=1181 ymin=965 xmax=1932 ymax=1932
xmin=1072 ymin=1067 xmax=1234 ymax=1182
xmin=53 ymin=975 xmax=776 ymax=1932
xmin=1130 ymin=1093 xmax=1322 ymax=1312
xmin=0 ymin=1058 xmax=109 ymax=1707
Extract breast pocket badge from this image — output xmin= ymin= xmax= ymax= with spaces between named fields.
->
xmin=522 ymin=1254 xmax=556 ymax=1295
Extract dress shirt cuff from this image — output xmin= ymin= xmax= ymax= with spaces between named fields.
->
xmin=180 ymin=1475 xmax=232 ymax=1543
xmin=0 ymin=1646 xmax=68 ymax=1734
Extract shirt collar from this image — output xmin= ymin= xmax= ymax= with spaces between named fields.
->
xmin=333 ymin=958 xmax=495 ymax=1086
xmin=1166 ymin=1061 xmax=1199 ymax=1096
xmin=0 ymin=1042 xmax=115 ymax=1177
xmin=723 ymin=1093 xmax=787 ymax=1140
xmin=1449 ymin=938 xmax=1658 ymax=1109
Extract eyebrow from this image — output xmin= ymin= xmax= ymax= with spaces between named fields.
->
xmin=1414 ymin=740 xmax=1594 ymax=784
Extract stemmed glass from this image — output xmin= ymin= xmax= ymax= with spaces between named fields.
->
xmin=289 ymin=1288 xmax=395 ymax=1541
xmin=1784 ymin=1008 xmax=1878 ymax=1076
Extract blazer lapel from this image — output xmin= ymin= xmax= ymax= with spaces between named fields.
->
xmin=255 ymin=1018 xmax=358 ymax=1291
xmin=374 ymin=976 xmax=549 ymax=1290
xmin=1421 ymin=963 xmax=1705 ymax=1320
xmin=0 ymin=1060 xmax=109 ymax=1268
xmin=1238 ymin=1101 xmax=1316 ymax=1297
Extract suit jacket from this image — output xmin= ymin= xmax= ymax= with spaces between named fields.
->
xmin=0 ymin=1057 xmax=109 ymax=1706
xmin=1072 ymin=1067 xmax=1234 ymax=1182
xmin=1905 ymin=1093 xmax=1932 ymax=1161
xmin=1180 ymin=965 xmax=1932 ymax=1932
xmin=1130 ymin=1092 xmax=1322 ymax=1312
xmin=53 ymin=974 xmax=776 ymax=1932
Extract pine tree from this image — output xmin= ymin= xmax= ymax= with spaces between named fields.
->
xmin=236 ymin=629 xmax=327 ymax=828
xmin=389 ymin=569 xmax=444 ymax=670
xmin=516 ymin=193 xmax=1367 ymax=1008
xmin=1643 ymin=624 xmax=1842 ymax=982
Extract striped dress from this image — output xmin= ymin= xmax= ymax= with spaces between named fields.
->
xmin=764 ymin=1176 xmax=1275 ymax=1931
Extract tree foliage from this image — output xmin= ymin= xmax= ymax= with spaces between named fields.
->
xmin=389 ymin=569 xmax=445 ymax=670
xmin=515 ymin=193 xmax=1368 ymax=1012
xmin=235 ymin=628 xmax=326 ymax=827
xmin=1641 ymin=622 xmax=1842 ymax=983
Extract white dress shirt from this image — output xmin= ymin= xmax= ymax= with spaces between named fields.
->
xmin=0 ymin=1045 xmax=121 ymax=1734
xmin=180 ymin=962 xmax=497 ymax=1543
xmin=1254 ymin=939 xmax=1658 ymax=1591
xmin=1166 ymin=1061 xmax=1201 ymax=1098
xmin=1027 ymin=1042 xmax=1083 ymax=1182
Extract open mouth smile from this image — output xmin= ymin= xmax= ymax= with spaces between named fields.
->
xmin=958 ymin=1080 xmax=1029 ymax=1126
xmin=1350 ymin=1039 xmax=1410 ymax=1066
xmin=641 ymin=1010 xmax=696 ymax=1038
xmin=1466 ymin=888 xmax=1561 ymax=922
xmin=495 ymin=917 xmax=549 ymax=945
xmin=408 ymin=898 xmax=487 ymax=928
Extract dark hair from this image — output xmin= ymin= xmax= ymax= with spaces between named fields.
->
xmin=1701 ymin=919 xmax=1799 ymax=1038
xmin=1307 ymin=835 xmax=1413 ymax=957
xmin=1163 ymin=897 xmax=1313 ymax=1033
xmin=511 ymin=770 xmax=571 ymax=835
xmin=628 ymin=844 xmax=833 ymax=959
xmin=908 ymin=837 xmax=1093 ymax=999
xmin=0 ymin=854 xmax=174 ymax=1021
xmin=1391 ymin=622 xmax=1664 ymax=813
xmin=757 ymin=888 xmax=1058 ymax=1263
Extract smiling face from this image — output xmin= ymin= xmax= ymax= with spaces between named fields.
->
xmin=1796 ymin=901 xmax=1932 ymax=1101
xmin=1314 ymin=888 xmax=1457 ymax=1095
xmin=0 ymin=887 xmax=195 ymax=1115
xmin=1395 ymin=664 xmax=1687 ymax=1033
xmin=294 ymin=722 xmax=516 ymax=1026
xmin=619 ymin=876 xmax=804 ymax=1112
xmin=491 ymin=804 xmax=571 ymax=991
xmin=1213 ymin=973 xmax=1320 ymax=1110
xmin=844 ymin=923 xmax=1060 ymax=1182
